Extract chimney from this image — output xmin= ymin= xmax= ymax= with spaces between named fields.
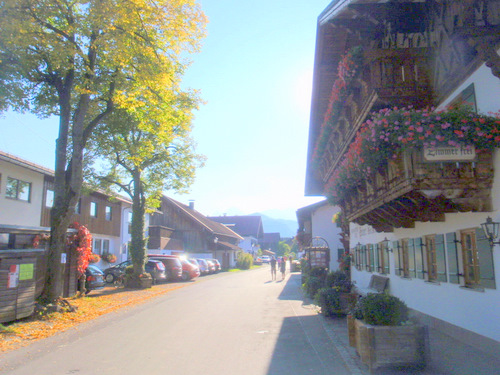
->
xmin=189 ymin=200 xmax=195 ymax=210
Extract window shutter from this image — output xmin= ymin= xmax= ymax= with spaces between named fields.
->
xmin=393 ymin=240 xmax=401 ymax=276
xmin=384 ymin=245 xmax=390 ymax=275
xmin=363 ymin=245 xmax=369 ymax=271
xmin=475 ymin=228 xmax=496 ymax=289
xmin=408 ymin=238 xmax=416 ymax=278
xmin=415 ymin=237 xmax=424 ymax=279
xmin=375 ymin=244 xmax=380 ymax=272
xmin=337 ymin=248 xmax=344 ymax=261
xmin=369 ymin=244 xmax=375 ymax=272
xmin=446 ymin=232 xmax=460 ymax=284
xmin=435 ymin=234 xmax=447 ymax=282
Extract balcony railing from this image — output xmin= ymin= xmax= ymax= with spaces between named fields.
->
xmin=318 ymin=48 xmax=434 ymax=186
xmin=342 ymin=149 xmax=494 ymax=232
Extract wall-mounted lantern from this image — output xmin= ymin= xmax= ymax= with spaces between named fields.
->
xmin=481 ymin=217 xmax=500 ymax=248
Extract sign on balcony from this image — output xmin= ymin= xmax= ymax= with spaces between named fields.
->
xmin=423 ymin=146 xmax=476 ymax=162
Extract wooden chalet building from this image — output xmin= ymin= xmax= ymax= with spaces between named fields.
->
xmin=148 ymin=197 xmax=243 ymax=269
xmin=305 ymin=0 xmax=500 ymax=350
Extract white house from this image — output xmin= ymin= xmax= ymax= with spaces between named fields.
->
xmin=296 ymin=200 xmax=344 ymax=271
xmin=305 ymin=0 xmax=500 ymax=353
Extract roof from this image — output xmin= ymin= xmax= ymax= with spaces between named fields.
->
xmin=0 ymin=150 xmax=54 ymax=176
xmin=262 ymin=232 xmax=281 ymax=243
xmin=163 ymin=197 xmax=243 ymax=241
xmin=296 ymin=199 xmax=331 ymax=220
xmin=0 ymin=150 xmax=132 ymax=205
xmin=208 ymin=215 xmax=264 ymax=238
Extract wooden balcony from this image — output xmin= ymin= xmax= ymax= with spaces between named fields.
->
xmin=318 ymin=48 xmax=434 ymax=186
xmin=342 ymin=149 xmax=494 ymax=232
xmin=147 ymin=225 xmax=174 ymax=249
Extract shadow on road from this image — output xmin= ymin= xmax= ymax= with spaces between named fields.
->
xmin=277 ymin=273 xmax=304 ymax=301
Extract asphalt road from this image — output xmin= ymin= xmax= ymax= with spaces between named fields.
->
xmin=0 ymin=267 xmax=351 ymax=375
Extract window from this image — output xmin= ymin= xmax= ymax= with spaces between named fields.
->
xmin=128 ymin=211 xmax=133 ymax=234
xmin=102 ymin=239 xmax=110 ymax=253
xmin=395 ymin=239 xmax=410 ymax=278
xmin=6 ymin=177 xmax=31 ymax=202
xmin=105 ymin=206 xmax=112 ymax=221
xmin=75 ymin=199 xmax=81 ymax=214
xmin=45 ymin=189 xmax=54 ymax=208
xmin=90 ymin=201 xmax=98 ymax=218
xmin=377 ymin=241 xmax=390 ymax=274
xmin=450 ymin=83 xmax=477 ymax=112
xmin=93 ymin=239 xmax=102 ymax=255
xmin=425 ymin=235 xmax=438 ymax=281
xmin=460 ymin=229 xmax=480 ymax=287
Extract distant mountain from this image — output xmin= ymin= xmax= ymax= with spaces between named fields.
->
xmin=250 ymin=212 xmax=298 ymax=238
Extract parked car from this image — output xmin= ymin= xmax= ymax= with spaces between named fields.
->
xmin=261 ymin=255 xmax=271 ymax=263
xmin=206 ymin=259 xmax=216 ymax=274
xmin=81 ymin=265 xmax=105 ymax=294
xmin=196 ymin=258 xmax=209 ymax=275
xmin=104 ymin=259 xmax=167 ymax=284
xmin=148 ymin=255 xmax=183 ymax=281
xmin=210 ymin=259 xmax=221 ymax=273
xmin=178 ymin=257 xmax=200 ymax=281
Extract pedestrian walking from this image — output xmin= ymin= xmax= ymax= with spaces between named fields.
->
xmin=270 ymin=256 xmax=277 ymax=280
xmin=280 ymin=256 xmax=286 ymax=280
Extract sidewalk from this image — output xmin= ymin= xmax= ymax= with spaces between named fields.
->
xmin=293 ymin=275 xmax=500 ymax=374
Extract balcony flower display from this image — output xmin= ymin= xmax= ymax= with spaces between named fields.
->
xmin=312 ymin=46 xmax=364 ymax=166
xmin=325 ymin=106 xmax=500 ymax=204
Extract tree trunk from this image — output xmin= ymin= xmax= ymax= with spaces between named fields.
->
xmin=129 ymin=170 xmax=147 ymax=276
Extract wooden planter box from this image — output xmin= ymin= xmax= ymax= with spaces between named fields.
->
xmin=347 ymin=316 xmax=429 ymax=373
xmin=125 ymin=276 xmax=153 ymax=289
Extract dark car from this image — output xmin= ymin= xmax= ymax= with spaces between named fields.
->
xmin=104 ymin=259 xmax=167 ymax=284
xmin=81 ymin=265 xmax=105 ymax=294
xmin=148 ymin=255 xmax=183 ymax=281
xmin=210 ymin=259 xmax=222 ymax=273
xmin=196 ymin=258 xmax=209 ymax=275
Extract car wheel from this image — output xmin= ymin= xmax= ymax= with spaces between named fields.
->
xmin=181 ymin=271 xmax=190 ymax=281
xmin=105 ymin=273 xmax=115 ymax=283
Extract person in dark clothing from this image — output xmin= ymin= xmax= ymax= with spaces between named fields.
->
xmin=270 ymin=256 xmax=277 ymax=280
xmin=280 ymin=256 xmax=286 ymax=280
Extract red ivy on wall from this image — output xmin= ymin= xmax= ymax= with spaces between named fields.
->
xmin=68 ymin=222 xmax=93 ymax=276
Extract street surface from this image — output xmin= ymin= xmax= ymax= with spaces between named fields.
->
xmin=0 ymin=266 xmax=351 ymax=375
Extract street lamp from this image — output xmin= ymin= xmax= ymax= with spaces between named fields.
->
xmin=481 ymin=217 xmax=500 ymax=248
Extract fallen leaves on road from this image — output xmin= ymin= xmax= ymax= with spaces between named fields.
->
xmin=0 ymin=282 xmax=188 ymax=353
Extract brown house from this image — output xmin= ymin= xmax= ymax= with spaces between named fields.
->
xmin=148 ymin=196 xmax=243 ymax=268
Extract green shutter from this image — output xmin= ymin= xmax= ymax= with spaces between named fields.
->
xmin=393 ymin=240 xmax=401 ymax=276
xmin=355 ymin=248 xmax=360 ymax=270
xmin=415 ymin=237 xmax=424 ymax=279
xmin=476 ymin=228 xmax=496 ymax=289
xmin=369 ymin=244 xmax=375 ymax=272
xmin=384 ymin=245 xmax=390 ymax=275
xmin=363 ymin=245 xmax=369 ymax=271
xmin=374 ymin=244 xmax=380 ymax=272
xmin=408 ymin=238 xmax=416 ymax=278
xmin=435 ymin=234 xmax=447 ymax=282
xmin=446 ymin=232 xmax=460 ymax=284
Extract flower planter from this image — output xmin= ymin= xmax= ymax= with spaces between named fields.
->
xmin=125 ymin=276 xmax=153 ymax=289
xmin=347 ymin=317 xmax=429 ymax=373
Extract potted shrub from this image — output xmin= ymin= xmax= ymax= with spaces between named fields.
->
xmin=123 ymin=265 xmax=153 ymax=289
xmin=324 ymin=270 xmax=357 ymax=314
xmin=348 ymin=293 xmax=429 ymax=372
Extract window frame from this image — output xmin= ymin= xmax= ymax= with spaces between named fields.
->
xmin=90 ymin=201 xmax=98 ymax=218
xmin=460 ymin=229 xmax=480 ymax=287
xmin=105 ymin=205 xmax=112 ymax=221
xmin=425 ymin=235 xmax=438 ymax=282
xmin=6 ymin=177 xmax=32 ymax=202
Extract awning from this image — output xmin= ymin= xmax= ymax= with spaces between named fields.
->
xmin=263 ymin=249 xmax=275 ymax=255
xmin=217 ymin=240 xmax=240 ymax=251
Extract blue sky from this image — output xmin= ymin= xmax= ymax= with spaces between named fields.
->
xmin=0 ymin=0 xmax=328 ymax=221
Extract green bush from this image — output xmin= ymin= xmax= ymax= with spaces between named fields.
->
xmin=353 ymin=293 xmax=408 ymax=326
xmin=315 ymin=288 xmax=342 ymax=317
xmin=325 ymin=270 xmax=354 ymax=293
xmin=303 ymin=276 xmax=324 ymax=298
xmin=236 ymin=252 xmax=253 ymax=270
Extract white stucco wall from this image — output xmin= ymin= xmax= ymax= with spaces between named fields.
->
xmin=0 ymin=160 xmax=45 ymax=227
xmin=311 ymin=204 xmax=344 ymax=271
xmin=350 ymin=62 xmax=500 ymax=342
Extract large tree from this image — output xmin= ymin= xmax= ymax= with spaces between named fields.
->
xmin=0 ymin=0 xmax=206 ymax=301
xmin=87 ymin=105 xmax=204 ymax=277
